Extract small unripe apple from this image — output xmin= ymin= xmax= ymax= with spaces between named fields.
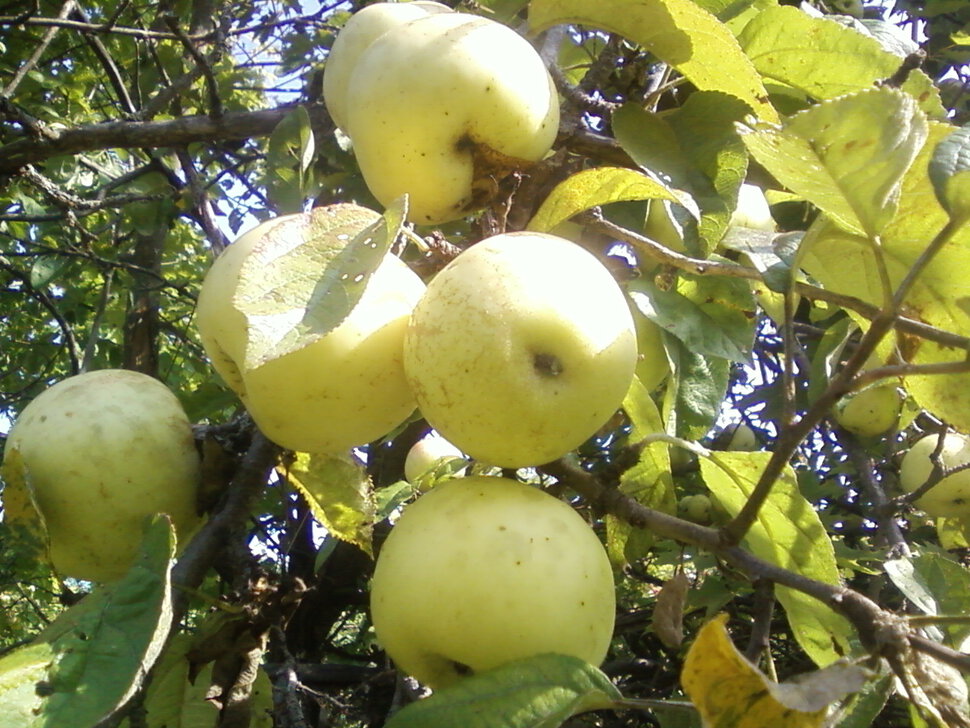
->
xmin=370 ymin=476 xmax=616 ymax=689
xmin=404 ymin=431 xmax=466 ymax=486
xmin=404 ymin=232 xmax=638 ymax=468
xmin=2 ymin=370 xmax=201 ymax=582
xmin=678 ymin=494 xmax=713 ymax=525
xmin=834 ymin=383 xmax=902 ymax=437
xmin=196 ymin=207 xmax=426 ymax=453
xmin=328 ymin=7 xmax=559 ymax=224
xmin=899 ymin=433 xmax=970 ymax=519
xmin=727 ymin=423 xmax=759 ymax=451
xmin=633 ymin=311 xmax=669 ymax=392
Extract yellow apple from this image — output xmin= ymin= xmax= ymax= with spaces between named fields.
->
xmin=196 ymin=207 xmax=426 ymax=453
xmin=730 ymin=183 xmax=774 ymax=231
xmin=370 ymin=476 xmax=615 ymax=689
xmin=403 ymin=231 xmax=638 ymax=468
xmin=899 ymin=433 xmax=970 ymax=518
xmin=323 ymin=1 xmax=451 ymax=133
xmin=328 ymin=8 xmax=559 ymax=224
xmin=403 ymin=431 xmax=466 ymax=486
xmin=632 ymin=310 xmax=669 ymax=392
xmin=2 ymin=369 xmax=201 ymax=583
xmin=834 ymin=383 xmax=903 ymax=437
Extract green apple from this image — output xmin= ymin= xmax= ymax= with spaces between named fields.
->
xmin=2 ymin=370 xmax=201 ymax=583
xmin=404 ymin=431 xmax=466 ymax=486
xmin=370 ymin=476 xmax=615 ymax=689
xmin=899 ymin=433 xmax=970 ymax=518
xmin=678 ymin=494 xmax=713 ymax=525
xmin=196 ymin=207 xmax=426 ymax=453
xmin=404 ymin=231 xmax=638 ymax=468
xmin=328 ymin=8 xmax=559 ymax=224
xmin=834 ymin=383 xmax=903 ymax=437
xmin=727 ymin=423 xmax=760 ymax=451
xmin=323 ymin=1 xmax=451 ymax=133
xmin=632 ymin=310 xmax=669 ymax=392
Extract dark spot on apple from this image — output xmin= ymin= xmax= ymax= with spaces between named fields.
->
xmin=451 ymin=660 xmax=473 ymax=676
xmin=533 ymin=352 xmax=563 ymax=377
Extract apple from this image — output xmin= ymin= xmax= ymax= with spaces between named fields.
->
xmin=834 ymin=383 xmax=902 ymax=437
xmin=1 ymin=369 xmax=201 ymax=583
xmin=899 ymin=433 xmax=970 ymax=519
xmin=323 ymin=1 xmax=450 ymax=133
xmin=632 ymin=310 xmax=669 ymax=392
xmin=729 ymin=183 xmax=774 ymax=231
xmin=727 ymin=423 xmax=760 ymax=451
xmin=196 ymin=207 xmax=426 ymax=453
xmin=326 ymin=7 xmax=559 ymax=225
xmin=403 ymin=232 xmax=638 ymax=468
xmin=678 ymin=494 xmax=713 ymax=525
xmin=370 ymin=476 xmax=616 ymax=689
xmin=404 ymin=431 xmax=466 ymax=486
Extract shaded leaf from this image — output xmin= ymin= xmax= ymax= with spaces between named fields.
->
xmin=927 ymin=124 xmax=970 ymax=221
xmin=235 ymin=201 xmax=405 ymax=371
xmin=682 ymin=614 xmax=868 ymax=727
xmin=529 ymin=0 xmax=778 ymax=122
xmin=385 ymin=653 xmax=621 ymax=728
xmin=740 ymin=87 xmax=928 ymax=238
xmin=699 ymin=453 xmax=854 ymax=665
xmin=283 ymin=451 xmax=375 ymax=557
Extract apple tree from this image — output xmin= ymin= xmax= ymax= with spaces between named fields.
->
xmin=2 ymin=0 xmax=970 ymax=726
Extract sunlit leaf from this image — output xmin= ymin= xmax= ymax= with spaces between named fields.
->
xmin=235 ymin=200 xmax=406 ymax=371
xmin=699 ymin=453 xmax=854 ymax=665
xmin=740 ymin=87 xmax=928 ymax=238
xmin=527 ymin=167 xmax=691 ymax=233
xmin=283 ymin=451 xmax=376 ymax=557
xmin=682 ymin=614 xmax=869 ymax=727
xmin=529 ymin=0 xmax=778 ymax=122
xmin=385 ymin=653 xmax=621 ymax=728
xmin=738 ymin=6 xmax=944 ymax=117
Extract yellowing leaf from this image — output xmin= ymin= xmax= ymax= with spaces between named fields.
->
xmin=738 ymin=6 xmax=944 ymax=117
xmin=799 ymin=121 xmax=970 ymax=431
xmin=653 ymin=572 xmax=690 ymax=649
xmin=284 ymin=451 xmax=375 ymax=557
xmin=527 ymin=167 xmax=692 ymax=233
xmin=682 ymin=614 xmax=869 ymax=728
xmin=0 ymin=446 xmax=50 ymax=564
xmin=740 ymin=87 xmax=928 ymax=238
xmin=699 ymin=452 xmax=854 ymax=665
xmin=528 ymin=0 xmax=778 ymax=123
xmin=235 ymin=201 xmax=405 ymax=371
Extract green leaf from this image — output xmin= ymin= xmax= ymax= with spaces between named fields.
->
xmin=740 ymin=87 xmax=928 ymax=238
xmin=0 ymin=517 xmax=175 ymax=728
xmin=699 ymin=453 xmax=854 ymax=665
xmin=526 ymin=167 xmax=692 ymax=233
xmin=885 ymin=549 xmax=970 ymax=646
xmin=528 ymin=0 xmax=779 ymax=122
xmin=610 ymin=377 xmax=675 ymax=563
xmin=927 ymin=124 xmax=970 ymax=221
xmin=283 ymin=451 xmax=376 ymax=557
xmin=628 ymin=277 xmax=753 ymax=362
xmin=235 ymin=201 xmax=405 ymax=371
xmin=29 ymin=257 xmax=70 ymax=289
xmin=737 ymin=6 xmax=944 ymax=117
xmin=667 ymin=340 xmax=731 ymax=440
xmin=265 ymin=106 xmax=317 ymax=214
xmin=384 ymin=653 xmax=621 ymax=728
xmin=830 ymin=674 xmax=893 ymax=728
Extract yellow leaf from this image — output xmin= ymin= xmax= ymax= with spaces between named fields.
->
xmin=283 ymin=451 xmax=375 ymax=557
xmin=682 ymin=614 xmax=869 ymax=728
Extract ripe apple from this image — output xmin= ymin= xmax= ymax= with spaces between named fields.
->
xmin=403 ymin=232 xmax=638 ymax=468
xmin=834 ymin=383 xmax=902 ymax=437
xmin=196 ymin=207 xmax=426 ymax=453
xmin=2 ymin=369 xmax=201 ymax=583
xmin=323 ymin=1 xmax=450 ymax=133
xmin=327 ymin=8 xmax=559 ymax=225
xmin=403 ymin=431 xmax=466 ymax=486
xmin=370 ymin=476 xmax=616 ymax=689
xmin=899 ymin=433 xmax=970 ymax=519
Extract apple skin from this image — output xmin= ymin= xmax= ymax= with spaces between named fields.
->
xmin=900 ymin=433 xmax=970 ymax=518
xmin=323 ymin=1 xmax=451 ymax=133
xmin=196 ymin=208 xmax=426 ymax=453
xmin=2 ymin=370 xmax=201 ymax=583
xmin=730 ymin=183 xmax=774 ymax=231
xmin=834 ymin=383 xmax=902 ymax=437
xmin=404 ymin=431 xmax=466 ymax=486
xmin=334 ymin=10 xmax=559 ymax=225
xmin=370 ymin=476 xmax=616 ymax=689
xmin=727 ymin=423 xmax=760 ymax=451
xmin=403 ymin=232 xmax=638 ymax=468
xmin=678 ymin=494 xmax=713 ymax=525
